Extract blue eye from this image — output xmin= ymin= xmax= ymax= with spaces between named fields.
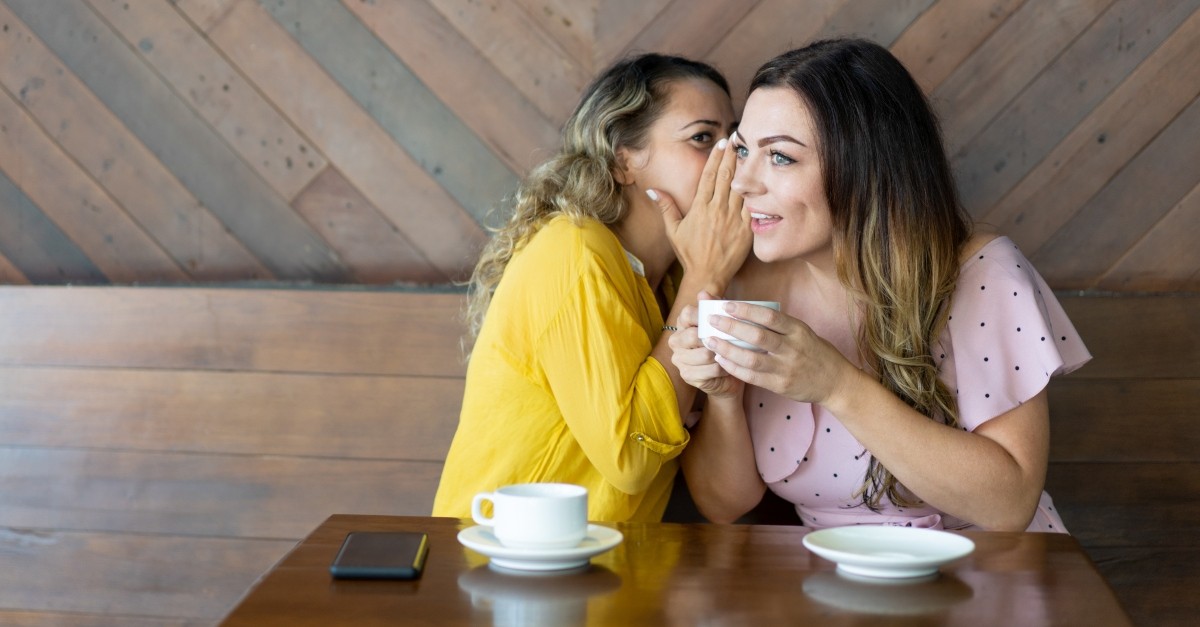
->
xmin=771 ymin=151 xmax=796 ymax=166
xmin=734 ymin=145 xmax=748 ymax=158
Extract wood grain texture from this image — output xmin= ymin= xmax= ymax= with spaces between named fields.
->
xmin=611 ymin=0 xmax=760 ymax=68
xmin=0 ymin=1 xmax=270 ymax=281
xmin=1059 ymin=294 xmax=1200 ymax=379
xmin=1049 ymin=378 xmax=1200 ymax=462
xmin=1032 ymin=94 xmax=1200 ymax=288
xmin=0 ymin=610 xmax=202 ymax=627
xmin=88 ymin=0 xmax=327 ymax=201
xmin=709 ymin=0 xmax=934 ymax=109
xmin=0 ymin=0 xmax=1194 ymax=291
xmin=954 ymin=0 xmax=1200 ymax=217
xmin=936 ymin=0 xmax=1114 ymax=153
xmin=260 ymin=0 xmax=517 ymax=228
xmin=0 ymin=366 xmax=462 ymax=460
xmin=594 ymin=0 xmax=673 ymax=66
xmin=980 ymin=10 xmax=1200 ymax=257
xmin=4 ymin=0 xmax=350 ymax=281
xmin=0 ymin=287 xmax=1189 ymax=625
xmin=710 ymin=0 xmax=877 ymax=109
xmin=0 ymin=247 xmax=27 ymax=283
xmin=891 ymin=0 xmax=1024 ymax=92
xmin=174 ymin=0 xmax=238 ymax=33
xmin=514 ymin=0 xmax=596 ymax=74
xmin=0 ymin=447 xmax=443 ymax=538
xmin=342 ymin=0 xmax=558 ymax=174
xmin=0 ymin=85 xmax=186 ymax=282
xmin=0 ymin=528 xmax=293 ymax=620
xmin=1088 ymin=547 xmax=1200 ymax=627
xmin=1046 ymin=462 xmax=1200 ymax=547
xmin=0 ymin=167 xmax=106 ymax=283
xmin=210 ymin=0 xmax=486 ymax=281
xmin=291 ymin=167 xmax=447 ymax=284
xmin=1097 ymin=182 xmax=1200 ymax=291
xmin=428 ymin=0 xmax=590 ymax=125
xmin=0 ymin=286 xmax=469 ymax=376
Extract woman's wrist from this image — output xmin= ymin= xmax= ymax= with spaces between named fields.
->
xmin=820 ymin=363 xmax=872 ymax=421
xmin=677 ymin=272 xmax=728 ymax=302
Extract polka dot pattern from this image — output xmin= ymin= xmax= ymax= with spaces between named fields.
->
xmin=745 ymin=237 xmax=1089 ymax=533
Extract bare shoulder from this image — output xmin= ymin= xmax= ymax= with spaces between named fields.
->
xmin=958 ymin=228 xmax=1002 ymax=264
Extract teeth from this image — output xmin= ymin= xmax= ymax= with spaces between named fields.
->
xmin=750 ymin=213 xmax=778 ymax=220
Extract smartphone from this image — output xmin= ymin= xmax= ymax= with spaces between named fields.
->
xmin=329 ymin=531 xmax=429 ymax=580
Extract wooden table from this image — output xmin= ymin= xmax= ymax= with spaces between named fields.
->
xmin=220 ymin=514 xmax=1132 ymax=626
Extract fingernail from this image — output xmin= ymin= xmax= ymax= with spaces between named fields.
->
xmin=645 ymin=189 xmax=659 ymax=201
xmin=716 ymin=138 xmax=728 ymax=150
xmin=705 ymin=338 xmax=717 ymax=350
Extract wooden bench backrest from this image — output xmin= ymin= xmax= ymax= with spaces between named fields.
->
xmin=0 ymin=287 xmax=1195 ymax=625
xmin=0 ymin=286 xmax=468 ymax=624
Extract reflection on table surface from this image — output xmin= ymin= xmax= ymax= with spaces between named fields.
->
xmin=458 ymin=564 xmax=621 ymax=626
xmin=220 ymin=514 xmax=1132 ymax=626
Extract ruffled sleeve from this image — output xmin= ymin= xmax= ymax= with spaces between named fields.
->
xmin=936 ymin=238 xmax=1092 ymax=431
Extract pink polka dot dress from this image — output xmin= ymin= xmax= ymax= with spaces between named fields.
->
xmin=746 ymin=237 xmax=1091 ymax=532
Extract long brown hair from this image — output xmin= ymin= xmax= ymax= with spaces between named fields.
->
xmin=750 ymin=38 xmax=971 ymax=509
xmin=464 ymin=54 xmax=729 ymax=341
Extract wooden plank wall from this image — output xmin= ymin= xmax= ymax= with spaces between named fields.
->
xmin=0 ymin=286 xmax=467 ymax=626
xmin=1047 ymin=295 xmax=1200 ymax=627
xmin=0 ymin=288 xmax=1195 ymax=625
xmin=0 ymin=0 xmax=1194 ymax=290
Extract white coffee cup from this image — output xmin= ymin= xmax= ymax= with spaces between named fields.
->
xmin=471 ymin=483 xmax=588 ymax=550
xmin=697 ymin=300 xmax=781 ymax=352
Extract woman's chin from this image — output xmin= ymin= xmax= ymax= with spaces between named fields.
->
xmin=752 ymin=240 xmax=788 ymax=264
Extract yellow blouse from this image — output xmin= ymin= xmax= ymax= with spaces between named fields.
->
xmin=432 ymin=216 xmax=688 ymax=522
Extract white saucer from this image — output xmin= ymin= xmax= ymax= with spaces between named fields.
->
xmin=457 ymin=524 xmax=623 ymax=571
xmin=802 ymin=526 xmax=975 ymax=579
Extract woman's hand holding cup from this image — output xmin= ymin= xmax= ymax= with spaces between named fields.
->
xmin=669 ymin=291 xmax=748 ymax=399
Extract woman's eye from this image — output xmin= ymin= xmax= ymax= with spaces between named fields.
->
xmin=691 ymin=132 xmax=714 ymax=143
xmin=734 ymin=145 xmax=748 ymax=158
xmin=771 ymin=151 xmax=796 ymax=166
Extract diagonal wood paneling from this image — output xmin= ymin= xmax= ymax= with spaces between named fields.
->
xmin=0 ymin=0 xmax=1194 ymax=290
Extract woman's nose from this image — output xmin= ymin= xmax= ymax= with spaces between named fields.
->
xmin=731 ymin=158 xmax=761 ymax=197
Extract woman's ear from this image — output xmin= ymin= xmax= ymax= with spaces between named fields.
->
xmin=612 ymin=147 xmax=635 ymax=186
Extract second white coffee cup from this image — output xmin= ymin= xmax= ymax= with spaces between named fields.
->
xmin=698 ymin=300 xmax=782 ymax=352
xmin=471 ymin=483 xmax=588 ymax=550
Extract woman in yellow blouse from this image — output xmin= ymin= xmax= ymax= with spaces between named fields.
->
xmin=432 ymin=54 xmax=751 ymax=522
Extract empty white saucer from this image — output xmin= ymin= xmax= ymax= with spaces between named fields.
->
xmin=802 ymin=526 xmax=975 ymax=579
xmin=458 ymin=524 xmax=623 ymax=571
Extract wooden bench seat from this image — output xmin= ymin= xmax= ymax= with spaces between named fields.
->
xmin=0 ymin=286 xmax=1195 ymax=625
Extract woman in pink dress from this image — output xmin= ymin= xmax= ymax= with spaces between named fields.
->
xmin=669 ymin=38 xmax=1091 ymax=532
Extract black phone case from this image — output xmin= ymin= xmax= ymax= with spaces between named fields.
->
xmin=329 ymin=531 xmax=429 ymax=580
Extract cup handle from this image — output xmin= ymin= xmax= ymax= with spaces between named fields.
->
xmin=471 ymin=493 xmax=495 ymax=526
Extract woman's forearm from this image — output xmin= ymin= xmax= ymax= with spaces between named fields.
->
xmin=823 ymin=368 xmax=1049 ymax=530
xmin=653 ymin=272 xmax=733 ymax=420
xmin=680 ymin=394 xmax=765 ymax=523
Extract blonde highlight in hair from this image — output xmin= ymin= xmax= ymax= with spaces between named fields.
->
xmin=753 ymin=39 xmax=970 ymax=510
xmin=464 ymin=54 xmax=729 ymax=342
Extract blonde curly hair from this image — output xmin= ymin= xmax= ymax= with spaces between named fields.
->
xmin=464 ymin=54 xmax=729 ymax=341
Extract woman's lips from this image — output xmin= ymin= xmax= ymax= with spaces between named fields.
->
xmin=750 ymin=211 xmax=781 ymax=234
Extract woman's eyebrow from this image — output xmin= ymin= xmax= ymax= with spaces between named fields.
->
xmin=678 ymin=119 xmax=722 ymax=131
xmin=758 ymin=134 xmax=807 ymax=148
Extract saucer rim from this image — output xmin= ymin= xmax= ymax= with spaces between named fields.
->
xmin=458 ymin=524 xmax=623 ymax=563
xmin=802 ymin=526 xmax=974 ymax=579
